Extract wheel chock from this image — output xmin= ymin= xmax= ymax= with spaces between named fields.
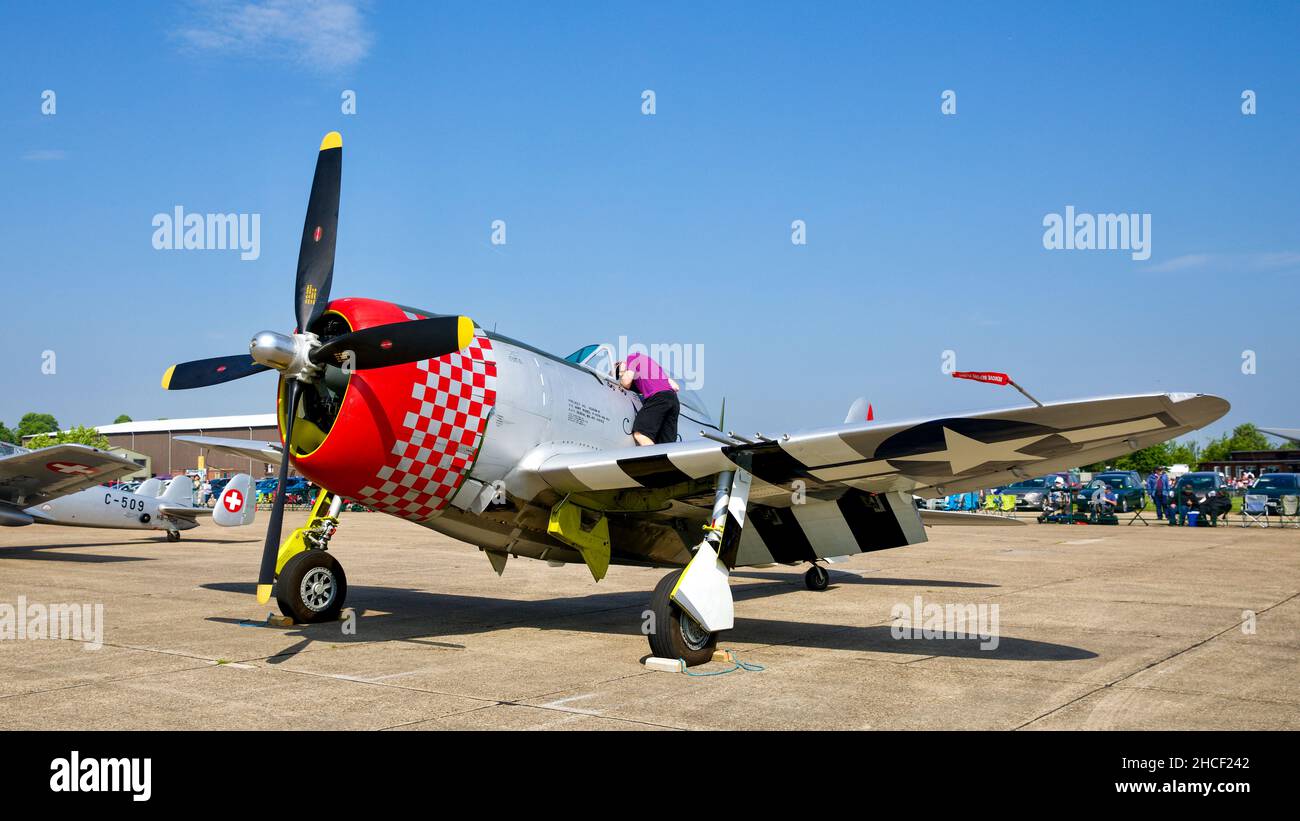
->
xmin=644 ymin=656 xmax=685 ymax=673
xmin=237 ymin=612 xmax=295 ymax=628
xmin=711 ymin=649 xmax=734 ymax=664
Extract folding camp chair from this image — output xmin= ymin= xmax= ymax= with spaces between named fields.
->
xmin=1239 ymin=493 xmax=1269 ymax=528
xmin=982 ymin=494 xmax=999 ymax=513
xmin=999 ymin=494 xmax=1017 ymax=517
xmin=1127 ymin=497 xmax=1150 ymax=526
xmin=1280 ymin=495 xmax=1300 ymax=528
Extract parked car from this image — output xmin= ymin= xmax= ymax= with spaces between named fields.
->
xmin=1045 ymin=470 xmax=1083 ymax=491
xmin=995 ymin=477 xmax=1052 ymax=511
xmin=1074 ymin=471 xmax=1146 ymax=513
xmin=206 ymin=477 xmax=231 ymax=506
xmin=1172 ymin=471 xmax=1230 ymax=505
xmin=1247 ymin=473 xmax=1300 ymax=515
xmin=255 ymin=477 xmax=311 ymax=501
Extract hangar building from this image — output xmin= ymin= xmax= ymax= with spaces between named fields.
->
xmin=92 ymin=414 xmax=286 ymax=478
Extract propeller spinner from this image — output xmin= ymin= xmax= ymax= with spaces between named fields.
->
xmin=160 ymin=131 xmax=474 ymax=605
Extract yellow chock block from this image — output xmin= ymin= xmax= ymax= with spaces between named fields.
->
xmin=644 ymin=656 xmax=685 ymax=673
xmin=711 ymin=649 xmax=734 ymax=664
xmin=266 ymin=614 xmax=294 ymax=628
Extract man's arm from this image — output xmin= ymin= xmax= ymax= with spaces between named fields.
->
xmin=616 ymin=362 xmax=635 ymax=389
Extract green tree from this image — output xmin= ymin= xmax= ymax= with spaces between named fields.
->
xmin=113 ymin=414 xmax=132 ymax=424
xmin=1199 ymin=433 xmax=1233 ymax=464
xmin=1169 ymin=441 xmax=1199 ymax=466
xmin=16 ymin=412 xmax=59 ymax=440
xmin=1083 ymin=442 xmax=1173 ymax=475
xmin=1227 ymin=423 xmax=1269 ymax=452
xmin=0 ymin=423 xmax=17 ymax=445
xmin=24 ymin=425 xmax=110 ymax=450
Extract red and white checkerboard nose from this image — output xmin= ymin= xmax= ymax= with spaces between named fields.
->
xmin=349 ymin=331 xmax=498 ymax=519
xmin=289 ymin=299 xmax=498 ymax=524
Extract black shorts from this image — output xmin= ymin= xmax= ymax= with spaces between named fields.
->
xmin=633 ymin=390 xmax=680 ymax=444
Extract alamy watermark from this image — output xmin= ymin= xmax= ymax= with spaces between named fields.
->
xmin=891 ymin=595 xmax=999 ymax=650
xmin=1042 ymin=205 xmax=1151 ymax=261
xmin=0 ymin=596 xmax=103 ymax=650
xmin=613 ymin=335 xmax=705 ymax=390
xmin=152 ymin=206 xmax=261 ymax=260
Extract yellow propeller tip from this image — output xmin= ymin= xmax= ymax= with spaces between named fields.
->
xmin=320 ymin=131 xmax=342 ymax=151
xmin=161 ymin=365 xmax=176 ymax=390
xmin=256 ymin=583 xmax=273 ymax=604
xmin=457 ymin=316 xmax=475 ymax=350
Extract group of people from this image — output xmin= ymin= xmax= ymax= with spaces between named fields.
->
xmin=1145 ymin=467 xmax=1230 ymax=527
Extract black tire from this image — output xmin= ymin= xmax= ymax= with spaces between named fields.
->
xmin=647 ymin=569 xmax=717 ymax=666
xmin=166 ymin=530 xmax=181 ymax=542
xmin=276 ymin=550 xmax=347 ymax=624
xmin=805 ymin=565 xmax=830 ymax=591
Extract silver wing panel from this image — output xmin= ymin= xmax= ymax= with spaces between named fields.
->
xmin=0 ymin=444 xmax=143 ymax=509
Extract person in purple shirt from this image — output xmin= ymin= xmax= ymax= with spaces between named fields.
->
xmin=616 ymin=352 xmax=680 ymax=446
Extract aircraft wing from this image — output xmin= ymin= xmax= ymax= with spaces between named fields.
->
xmin=175 ymin=435 xmax=283 ymax=465
xmin=1260 ymin=427 xmax=1300 ymax=444
xmin=0 ymin=444 xmax=143 ymax=509
xmin=533 ymin=393 xmax=1228 ymax=500
xmin=522 ymin=393 xmax=1225 ymax=567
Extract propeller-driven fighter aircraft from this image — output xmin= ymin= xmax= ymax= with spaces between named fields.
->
xmin=0 ymin=441 xmax=256 ymax=539
xmin=162 ymin=132 xmax=1229 ymax=664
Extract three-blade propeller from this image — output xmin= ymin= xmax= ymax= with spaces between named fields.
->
xmin=159 ymin=131 xmax=474 ymax=605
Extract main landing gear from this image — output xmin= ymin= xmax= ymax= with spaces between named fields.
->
xmin=647 ymin=569 xmax=717 ymax=666
xmin=277 ymin=550 xmax=347 ymax=623
xmin=273 ymin=490 xmax=348 ymax=624
xmin=647 ymin=462 xmax=752 ymax=666
xmin=165 ymin=530 xmax=181 ymax=542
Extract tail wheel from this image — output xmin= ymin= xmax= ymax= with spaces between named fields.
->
xmin=805 ymin=565 xmax=830 ymax=591
xmin=276 ymin=550 xmax=347 ymax=624
xmin=647 ymin=569 xmax=717 ymax=666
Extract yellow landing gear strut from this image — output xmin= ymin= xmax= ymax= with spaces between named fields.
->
xmin=275 ymin=488 xmax=344 ymax=576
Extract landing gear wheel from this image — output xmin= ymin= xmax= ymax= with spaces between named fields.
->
xmin=166 ymin=530 xmax=181 ymax=542
xmin=805 ymin=564 xmax=830 ymax=591
xmin=276 ymin=550 xmax=347 ymax=624
xmin=647 ymin=569 xmax=717 ymax=666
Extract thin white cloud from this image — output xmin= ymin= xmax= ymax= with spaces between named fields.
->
xmin=1147 ymin=251 xmax=1300 ymax=274
xmin=22 ymin=149 xmax=67 ymax=161
xmin=174 ymin=0 xmax=373 ymax=72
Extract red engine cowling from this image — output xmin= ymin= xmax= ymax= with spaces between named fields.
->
xmin=283 ymin=297 xmax=498 ymax=521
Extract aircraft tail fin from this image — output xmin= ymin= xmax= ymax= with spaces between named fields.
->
xmin=136 ymin=478 xmax=163 ymax=498
xmin=159 ymin=475 xmax=195 ymax=506
xmin=213 ymin=474 xmax=256 ymax=527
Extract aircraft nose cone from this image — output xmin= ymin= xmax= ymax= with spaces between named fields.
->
xmin=250 ymin=331 xmax=297 ymax=370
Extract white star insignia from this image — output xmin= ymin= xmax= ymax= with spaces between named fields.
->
xmin=892 ymin=427 xmax=1049 ymax=474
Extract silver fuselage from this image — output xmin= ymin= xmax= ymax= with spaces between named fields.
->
xmin=424 ymin=335 xmax=714 ymax=565
xmin=25 ymin=486 xmax=198 ymax=532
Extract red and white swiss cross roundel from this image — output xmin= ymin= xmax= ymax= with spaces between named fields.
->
xmin=223 ymin=489 xmax=244 ymax=513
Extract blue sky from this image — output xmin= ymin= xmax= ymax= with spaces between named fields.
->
xmin=2 ymin=1 xmax=1297 ymax=443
